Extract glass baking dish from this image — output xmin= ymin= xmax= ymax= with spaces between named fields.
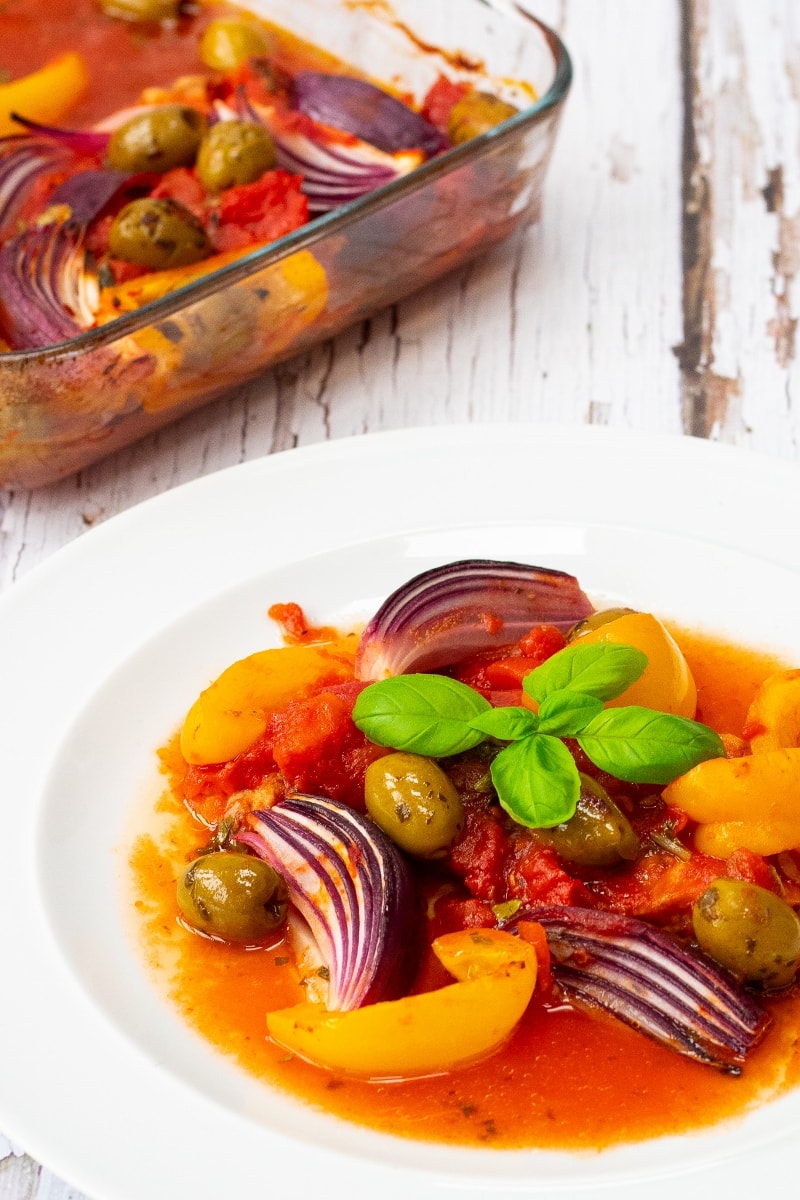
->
xmin=0 ymin=0 xmax=571 ymax=488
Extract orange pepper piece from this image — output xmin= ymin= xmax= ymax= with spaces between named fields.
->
xmin=664 ymin=748 xmax=800 ymax=856
xmin=742 ymin=669 xmax=800 ymax=752
xmin=574 ymin=612 xmax=697 ymax=718
xmin=180 ymin=640 xmax=355 ymax=765
xmin=0 ymin=53 xmax=89 ymax=137
xmin=266 ymin=929 xmax=537 ymax=1079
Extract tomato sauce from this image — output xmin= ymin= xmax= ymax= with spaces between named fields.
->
xmin=0 ymin=0 xmax=347 ymax=126
xmin=130 ymin=629 xmax=800 ymax=1150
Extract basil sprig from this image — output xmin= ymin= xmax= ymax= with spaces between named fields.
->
xmin=352 ymin=641 xmax=725 ymax=829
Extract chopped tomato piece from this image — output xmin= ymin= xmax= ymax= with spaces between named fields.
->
xmin=150 ymin=167 xmax=207 ymax=220
xmin=484 ymin=655 xmax=555 ymax=689
xmin=430 ymin=895 xmax=497 ymax=937
xmin=267 ymin=601 xmax=347 ymax=646
xmin=454 ymin=624 xmax=566 ymax=695
xmin=448 ymin=799 xmax=508 ymax=901
xmin=518 ymin=624 xmax=568 ymax=660
xmin=211 ymin=169 xmax=308 ymax=253
xmin=269 ymin=682 xmax=386 ymax=806
xmin=593 ymin=851 xmax=725 ymax=920
xmin=421 ymin=75 xmax=469 ymax=131
xmin=517 ymin=919 xmax=553 ymax=996
xmin=725 ymin=847 xmax=781 ymax=893
xmin=506 ymin=841 xmax=594 ymax=908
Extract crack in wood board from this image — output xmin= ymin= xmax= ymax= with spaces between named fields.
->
xmin=677 ymin=0 xmax=800 ymax=446
xmin=675 ymin=0 xmax=730 ymax=437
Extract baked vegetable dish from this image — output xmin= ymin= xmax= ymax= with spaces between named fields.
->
xmin=134 ymin=559 xmax=800 ymax=1149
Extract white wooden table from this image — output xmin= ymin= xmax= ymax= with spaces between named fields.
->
xmin=2 ymin=1 xmax=799 ymax=1195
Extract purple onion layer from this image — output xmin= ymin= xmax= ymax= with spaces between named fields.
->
xmin=0 ymin=222 xmax=96 ymax=349
xmin=291 ymin=71 xmax=447 ymax=157
xmin=49 ymin=168 xmax=157 ymax=225
xmin=0 ymin=135 xmax=73 ymax=237
xmin=355 ymin=559 xmax=595 ymax=680
xmin=240 ymin=793 xmax=416 ymax=1011
xmin=509 ymin=905 xmax=770 ymax=1072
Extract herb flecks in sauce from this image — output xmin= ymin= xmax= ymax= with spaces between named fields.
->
xmin=131 ymin=632 xmax=800 ymax=1151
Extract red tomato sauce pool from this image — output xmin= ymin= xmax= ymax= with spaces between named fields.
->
xmin=130 ymin=630 xmax=800 ymax=1150
xmin=0 ymin=0 xmax=343 ymax=126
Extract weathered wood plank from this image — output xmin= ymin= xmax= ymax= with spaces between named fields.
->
xmin=680 ymin=0 xmax=800 ymax=455
xmin=0 ymin=0 xmax=685 ymax=587
xmin=0 ymin=3 xmax=685 ymax=1196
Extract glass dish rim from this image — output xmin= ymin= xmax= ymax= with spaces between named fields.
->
xmin=0 ymin=0 xmax=572 ymax=366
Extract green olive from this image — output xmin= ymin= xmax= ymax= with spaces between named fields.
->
xmin=97 ymin=0 xmax=180 ymax=21
xmin=199 ymin=18 xmax=271 ymax=71
xmin=177 ymin=851 xmax=289 ymax=944
xmin=540 ymin=774 xmax=640 ymax=867
xmin=693 ymin=879 xmax=800 ymax=990
xmin=364 ymin=752 xmax=464 ymax=859
xmin=108 ymin=198 xmax=211 ymax=269
xmin=447 ymin=91 xmax=519 ymax=145
xmin=568 ymin=607 xmax=637 ymax=641
xmin=107 ymin=106 xmax=206 ymax=174
xmin=196 ymin=120 xmax=276 ymax=194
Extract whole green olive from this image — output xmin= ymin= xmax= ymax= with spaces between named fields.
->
xmin=107 ymin=106 xmax=206 ymax=174
xmin=541 ymin=774 xmax=640 ymax=867
xmin=364 ymin=752 xmax=464 ymax=859
xmin=693 ymin=879 xmax=800 ymax=989
xmin=447 ymin=91 xmax=519 ymax=145
xmin=199 ymin=18 xmax=271 ymax=71
xmin=177 ymin=851 xmax=289 ymax=944
xmin=568 ymin=607 xmax=637 ymax=641
xmin=196 ymin=120 xmax=276 ymax=194
xmin=97 ymin=0 xmax=180 ymax=21
xmin=108 ymin=198 xmax=211 ymax=269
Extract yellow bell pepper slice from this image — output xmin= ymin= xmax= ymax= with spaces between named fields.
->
xmin=664 ymin=748 xmax=800 ymax=856
xmin=95 ymin=248 xmax=327 ymax=323
xmin=0 ymin=53 xmax=90 ymax=137
xmin=96 ymin=249 xmax=328 ymax=414
xmin=180 ymin=640 xmax=355 ymax=765
xmin=743 ymin=669 xmax=800 ymax=752
xmin=95 ymin=249 xmax=252 ymax=321
xmin=574 ymin=612 xmax=697 ymax=718
xmin=266 ymin=929 xmax=537 ymax=1079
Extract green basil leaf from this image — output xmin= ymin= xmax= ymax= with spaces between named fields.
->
xmin=352 ymin=674 xmax=490 ymax=756
xmin=577 ymin=706 xmax=726 ymax=784
xmin=536 ymin=690 xmax=605 ymax=736
xmin=490 ymin=734 xmax=581 ymax=828
xmin=523 ymin=641 xmax=648 ymax=704
xmin=469 ymin=706 xmax=538 ymax=741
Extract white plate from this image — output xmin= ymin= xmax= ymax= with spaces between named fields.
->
xmin=4 ymin=424 xmax=800 ymax=1200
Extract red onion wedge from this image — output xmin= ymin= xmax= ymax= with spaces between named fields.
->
xmin=0 ymin=222 xmax=98 ymax=349
xmin=291 ymin=71 xmax=448 ymax=158
xmin=355 ymin=559 xmax=595 ymax=680
xmin=49 ymin=168 xmax=157 ymax=226
xmin=273 ymin=124 xmax=423 ymax=213
xmin=8 ymin=114 xmax=110 ymax=156
xmin=244 ymin=105 xmax=423 ymax=213
xmin=239 ymin=794 xmax=416 ymax=1011
xmin=509 ymin=906 xmax=769 ymax=1072
xmin=0 ymin=135 xmax=73 ymax=237
xmin=225 ymin=94 xmax=425 ymax=213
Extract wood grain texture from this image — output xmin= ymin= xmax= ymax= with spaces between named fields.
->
xmin=680 ymin=0 xmax=800 ymax=454
xmin=4 ymin=1 xmax=799 ymax=1196
xmin=0 ymin=0 xmax=684 ymax=588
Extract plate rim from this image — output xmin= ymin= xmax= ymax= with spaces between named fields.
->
xmin=3 ymin=423 xmax=800 ymax=1200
